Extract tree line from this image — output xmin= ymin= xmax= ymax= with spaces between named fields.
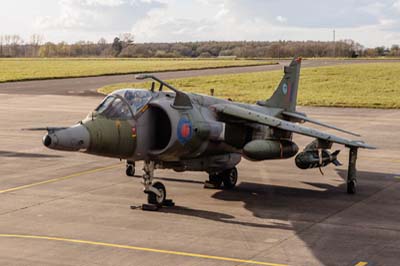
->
xmin=1 ymin=34 xmax=400 ymax=58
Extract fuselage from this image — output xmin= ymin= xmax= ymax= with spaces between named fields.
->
xmin=43 ymin=88 xmax=298 ymax=173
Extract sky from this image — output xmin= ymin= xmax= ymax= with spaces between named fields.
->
xmin=1 ymin=0 xmax=400 ymax=47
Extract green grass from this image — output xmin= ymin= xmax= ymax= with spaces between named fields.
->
xmin=99 ymin=63 xmax=400 ymax=109
xmin=0 ymin=58 xmax=275 ymax=83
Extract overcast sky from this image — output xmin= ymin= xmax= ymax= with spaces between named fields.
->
xmin=1 ymin=0 xmax=400 ymax=47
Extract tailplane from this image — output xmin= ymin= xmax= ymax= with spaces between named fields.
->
xmin=261 ymin=57 xmax=302 ymax=112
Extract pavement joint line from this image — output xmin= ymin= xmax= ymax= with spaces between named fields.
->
xmin=0 ymin=234 xmax=287 ymax=266
xmin=0 ymin=164 xmax=122 ymax=194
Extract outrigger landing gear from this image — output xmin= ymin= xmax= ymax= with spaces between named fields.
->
xmin=204 ymin=167 xmax=238 ymax=189
xmin=126 ymin=160 xmax=135 ymax=177
xmin=346 ymin=147 xmax=358 ymax=194
xmin=141 ymin=161 xmax=174 ymax=211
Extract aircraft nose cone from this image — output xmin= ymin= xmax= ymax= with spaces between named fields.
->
xmin=43 ymin=134 xmax=52 ymax=147
xmin=42 ymin=124 xmax=90 ymax=151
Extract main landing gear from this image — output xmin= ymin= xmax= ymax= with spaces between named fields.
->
xmin=139 ymin=161 xmax=174 ymax=211
xmin=204 ymin=167 xmax=238 ymax=189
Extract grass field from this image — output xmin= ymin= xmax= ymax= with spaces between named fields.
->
xmin=0 ymin=58 xmax=275 ymax=83
xmin=99 ymin=63 xmax=400 ymax=109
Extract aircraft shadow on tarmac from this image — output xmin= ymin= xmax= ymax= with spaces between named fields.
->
xmin=158 ymin=169 xmax=398 ymax=265
xmin=0 ymin=150 xmax=63 ymax=158
xmin=160 ymin=205 xmax=292 ymax=230
xmin=153 ymin=169 xmax=398 ymax=228
xmin=157 ymin=169 xmax=397 ymax=223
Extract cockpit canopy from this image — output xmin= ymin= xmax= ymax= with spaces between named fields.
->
xmin=95 ymin=89 xmax=152 ymax=120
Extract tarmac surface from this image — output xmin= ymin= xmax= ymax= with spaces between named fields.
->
xmin=0 ymin=63 xmax=399 ymax=266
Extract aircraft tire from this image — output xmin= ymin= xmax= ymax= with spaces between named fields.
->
xmin=148 ymin=182 xmax=166 ymax=206
xmin=126 ymin=165 xmax=135 ymax=177
xmin=347 ymin=179 xmax=357 ymax=194
xmin=209 ymin=174 xmax=223 ymax=188
xmin=222 ymin=167 xmax=238 ymax=189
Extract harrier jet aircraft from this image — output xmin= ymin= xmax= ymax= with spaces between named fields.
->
xmin=41 ymin=58 xmax=375 ymax=210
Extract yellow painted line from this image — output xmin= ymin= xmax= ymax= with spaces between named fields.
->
xmin=355 ymin=262 xmax=368 ymax=266
xmin=0 ymin=164 xmax=121 ymax=194
xmin=0 ymin=234 xmax=287 ymax=266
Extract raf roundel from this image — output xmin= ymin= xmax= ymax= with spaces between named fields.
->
xmin=177 ymin=117 xmax=193 ymax=144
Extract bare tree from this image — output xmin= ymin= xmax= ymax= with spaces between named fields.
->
xmin=3 ymin=35 xmax=11 ymax=57
xmin=30 ymin=34 xmax=44 ymax=57
xmin=10 ymin=35 xmax=22 ymax=57
xmin=119 ymin=33 xmax=134 ymax=46
xmin=0 ymin=35 xmax=3 ymax=57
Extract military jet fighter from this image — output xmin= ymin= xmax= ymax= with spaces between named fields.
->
xmin=41 ymin=58 xmax=375 ymax=210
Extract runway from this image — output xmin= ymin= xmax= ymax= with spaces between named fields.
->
xmin=0 ymin=78 xmax=399 ymax=265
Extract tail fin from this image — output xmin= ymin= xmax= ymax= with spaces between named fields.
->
xmin=263 ymin=57 xmax=301 ymax=112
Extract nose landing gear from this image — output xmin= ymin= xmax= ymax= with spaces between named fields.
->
xmin=140 ymin=161 xmax=174 ymax=211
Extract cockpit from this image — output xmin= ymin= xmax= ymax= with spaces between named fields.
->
xmin=95 ymin=89 xmax=152 ymax=120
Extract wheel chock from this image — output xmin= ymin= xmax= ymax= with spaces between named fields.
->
xmin=141 ymin=203 xmax=159 ymax=211
xmin=163 ymin=199 xmax=175 ymax=207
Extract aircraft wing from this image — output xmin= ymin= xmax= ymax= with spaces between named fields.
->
xmin=282 ymin=111 xmax=361 ymax=137
xmin=213 ymin=104 xmax=376 ymax=149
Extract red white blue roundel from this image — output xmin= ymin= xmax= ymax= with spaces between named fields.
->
xmin=177 ymin=117 xmax=192 ymax=144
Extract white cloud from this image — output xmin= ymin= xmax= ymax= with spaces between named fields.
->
xmin=393 ymin=0 xmax=400 ymax=12
xmin=25 ymin=0 xmax=400 ymax=46
xmin=276 ymin=16 xmax=287 ymax=23
xmin=35 ymin=0 xmax=164 ymax=32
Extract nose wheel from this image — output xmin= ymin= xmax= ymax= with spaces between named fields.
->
xmin=147 ymin=182 xmax=166 ymax=205
xmin=140 ymin=161 xmax=174 ymax=211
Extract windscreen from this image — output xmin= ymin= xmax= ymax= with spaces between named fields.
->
xmin=95 ymin=89 xmax=152 ymax=119
xmin=95 ymin=96 xmax=133 ymax=120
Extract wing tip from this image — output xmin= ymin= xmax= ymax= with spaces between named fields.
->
xmin=349 ymin=141 xmax=377 ymax=149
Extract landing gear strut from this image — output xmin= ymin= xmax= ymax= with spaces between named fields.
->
xmin=347 ymin=147 xmax=358 ymax=194
xmin=140 ymin=161 xmax=174 ymax=211
xmin=204 ymin=167 xmax=238 ymax=189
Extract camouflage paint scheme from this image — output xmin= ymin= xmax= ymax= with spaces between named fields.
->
xmin=42 ymin=58 xmax=375 ymax=206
